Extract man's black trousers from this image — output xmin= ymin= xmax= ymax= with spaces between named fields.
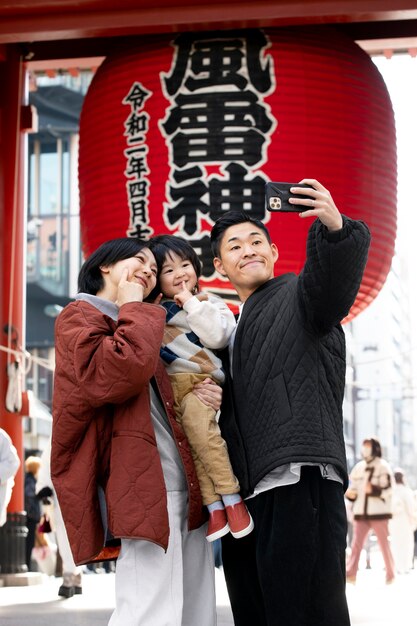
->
xmin=221 ymin=466 xmax=351 ymax=626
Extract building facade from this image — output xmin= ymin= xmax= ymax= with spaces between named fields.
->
xmin=345 ymin=253 xmax=416 ymax=485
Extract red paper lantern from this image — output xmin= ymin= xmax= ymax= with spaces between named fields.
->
xmin=79 ymin=27 xmax=396 ymax=320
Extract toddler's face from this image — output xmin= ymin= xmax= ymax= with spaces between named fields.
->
xmin=159 ymin=251 xmax=198 ymax=299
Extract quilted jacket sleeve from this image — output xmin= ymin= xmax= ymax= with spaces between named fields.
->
xmin=55 ymin=300 xmax=165 ymax=407
xmin=298 ymin=215 xmax=371 ymax=332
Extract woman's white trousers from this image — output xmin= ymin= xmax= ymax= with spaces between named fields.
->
xmin=108 ymin=491 xmax=216 ymax=626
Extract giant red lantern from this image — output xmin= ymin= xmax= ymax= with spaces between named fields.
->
xmin=79 ymin=27 xmax=396 ymax=320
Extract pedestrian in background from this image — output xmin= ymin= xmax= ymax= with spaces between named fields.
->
xmin=390 ymin=468 xmax=417 ymax=575
xmin=0 ymin=428 xmax=20 ymax=527
xmin=345 ymin=437 xmax=395 ymax=584
xmin=24 ymin=455 xmax=42 ymax=570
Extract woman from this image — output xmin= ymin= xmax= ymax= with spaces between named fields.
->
xmin=345 ymin=437 xmax=395 ymax=584
xmin=51 ymin=237 xmax=219 ymax=626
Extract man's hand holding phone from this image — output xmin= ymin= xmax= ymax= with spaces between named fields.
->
xmin=265 ymin=181 xmax=315 ymax=213
xmin=266 ymin=179 xmax=343 ymax=232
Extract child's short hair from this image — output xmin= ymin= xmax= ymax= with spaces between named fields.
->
xmin=149 ymin=235 xmax=201 ymax=296
xmin=77 ymin=237 xmax=151 ymax=295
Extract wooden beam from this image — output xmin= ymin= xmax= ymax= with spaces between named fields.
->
xmin=1 ymin=1 xmax=417 ymax=45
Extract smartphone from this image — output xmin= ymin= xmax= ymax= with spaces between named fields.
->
xmin=265 ymin=182 xmax=315 ymax=212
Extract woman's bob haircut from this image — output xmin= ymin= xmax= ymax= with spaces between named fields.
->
xmin=78 ymin=238 xmax=150 ymax=295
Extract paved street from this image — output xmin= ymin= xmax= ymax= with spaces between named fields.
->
xmin=346 ymin=564 xmax=417 ymax=626
xmin=1 ymin=556 xmax=416 ymax=625
xmin=0 ymin=568 xmax=233 ymax=626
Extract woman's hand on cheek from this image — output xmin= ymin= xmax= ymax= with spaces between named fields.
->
xmin=192 ymin=377 xmax=222 ymax=411
xmin=116 ymin=267 xmax=144 ymax=306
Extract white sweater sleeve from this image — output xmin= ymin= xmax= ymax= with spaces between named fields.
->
xmin=0 ymin=430 xmax=20 ymax=483
xmin=182 ymin=294 xmax=236 ymax=350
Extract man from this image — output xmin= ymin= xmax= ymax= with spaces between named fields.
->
xmin=210 ymin=179 xmax=371 ymax=626
xmin=0 ymin=428 xmax=20 ymax=527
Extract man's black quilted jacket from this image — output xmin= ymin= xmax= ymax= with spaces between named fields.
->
xmin=219 ymin=216 xmax=371 ymax=497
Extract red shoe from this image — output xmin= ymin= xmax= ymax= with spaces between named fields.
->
xmin=225 ymin=501 xmax=254 ymax=539
xmin=206 ymin=508 xmax=230 ymax=542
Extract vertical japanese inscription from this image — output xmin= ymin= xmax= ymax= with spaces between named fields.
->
xmin=160 ymin=30 xmax=277 ymax=278
xmin=123 ymin=82 xmax=153 ymax=239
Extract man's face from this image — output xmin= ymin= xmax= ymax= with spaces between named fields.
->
xmin=213 ymin=221 xmax=278 ymax=301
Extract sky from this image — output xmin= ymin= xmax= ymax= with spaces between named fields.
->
xmin=371 ymin=54 xmax=417 ymax=394
xmin=372 ymin=55 xmax=417 ymax=261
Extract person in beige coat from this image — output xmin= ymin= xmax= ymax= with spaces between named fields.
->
xmin=345 ymin=437 xmax=395 ymax=584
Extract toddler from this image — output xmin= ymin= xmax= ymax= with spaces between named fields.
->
xmin=150 ymin=234 xmax=253 ymax=542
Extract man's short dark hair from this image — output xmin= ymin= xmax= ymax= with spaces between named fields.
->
xmin=149 ymin=234 xmax=201 ymax=291
xmin=78 ymin=237 xmax=150 ymax=295
xmin=210 ymin=211 xmax=271 ymax=258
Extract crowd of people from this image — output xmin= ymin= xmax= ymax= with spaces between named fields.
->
xmin=1 ymin=179 xmax=416 ymax=626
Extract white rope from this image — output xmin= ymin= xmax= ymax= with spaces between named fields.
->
xmin=0 ymin=345 xmax=54 ymax=372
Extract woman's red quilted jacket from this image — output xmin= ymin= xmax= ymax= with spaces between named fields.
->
xmin=51 ymin=300 xmax=204 ymax=565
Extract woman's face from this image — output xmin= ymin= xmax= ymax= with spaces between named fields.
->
xmin=158 ymin=251 xmax=198 ymax=299
xmin=102 ymin=247 xmax=158 ymax=301
xmin=361 ymin=443 xmax=373 ymax=460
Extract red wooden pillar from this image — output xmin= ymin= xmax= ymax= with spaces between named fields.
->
xmin=0 ymin=44 xmax=27 ymax=516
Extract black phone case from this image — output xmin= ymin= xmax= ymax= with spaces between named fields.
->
xmin=265 ymin=182 xmax=314 ymax=212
